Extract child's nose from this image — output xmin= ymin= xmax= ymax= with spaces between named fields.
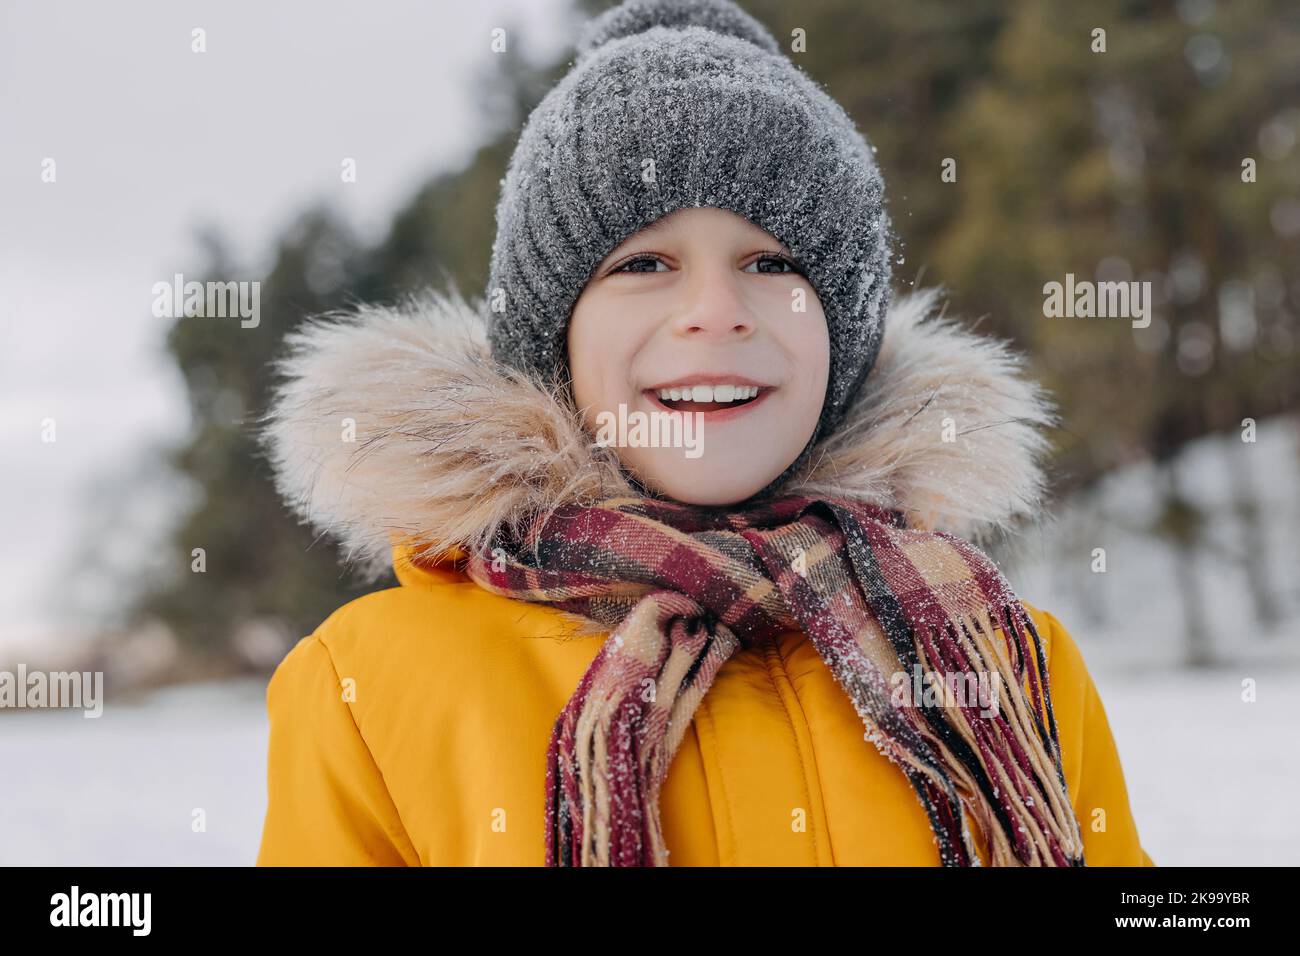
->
xmin=669 ymin=270 xmax=756 ymax=339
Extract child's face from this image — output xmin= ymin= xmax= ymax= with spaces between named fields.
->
xmin=566 ymin=206 xmax=830 ymax=506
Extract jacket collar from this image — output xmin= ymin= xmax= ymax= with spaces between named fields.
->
xmin=260 ymin=286 xmax=1057 ymax=584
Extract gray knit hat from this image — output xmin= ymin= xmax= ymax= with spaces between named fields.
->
xmin=485 ymin=0 xmax=893 ymax=489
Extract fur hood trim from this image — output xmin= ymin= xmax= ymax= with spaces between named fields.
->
xmin=258 ymin=285 xmax=1058 ymax=583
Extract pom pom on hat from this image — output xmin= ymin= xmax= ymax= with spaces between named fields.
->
xmin=576 ymin=0 xmax=780 ymax=60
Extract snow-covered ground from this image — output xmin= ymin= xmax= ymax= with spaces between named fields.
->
xmin=1091 ymin=666 xmax=1300 ymax=866
xmin=0 ymin=666 xmax=1295 ymax=866
xmin=0 ymin=678 xmax=269 ymax=867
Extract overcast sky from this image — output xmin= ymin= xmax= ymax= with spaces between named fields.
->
xmin=0 ymin=0 xmax=575 ymax=660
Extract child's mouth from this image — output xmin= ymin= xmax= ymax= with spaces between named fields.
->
xmin=642 ymin=382 xmax=773 ymax=417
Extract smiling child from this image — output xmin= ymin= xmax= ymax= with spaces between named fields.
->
xmin=256 ymin=0 xmax=1153 ymax=867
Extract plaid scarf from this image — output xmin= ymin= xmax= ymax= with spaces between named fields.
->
xmin=464 ymin=495 xmax=1085 ymax=867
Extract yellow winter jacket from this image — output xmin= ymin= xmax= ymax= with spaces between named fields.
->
xmin=256 ymin=542 xmax=1154 ymax=867
xmin=255 ymin=287 xmax=1155 ymax=867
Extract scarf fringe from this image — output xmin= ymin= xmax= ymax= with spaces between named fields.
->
xmin=914 ymin=605 xmax=1083 ymax=865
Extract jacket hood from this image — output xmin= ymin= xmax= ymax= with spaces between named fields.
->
xmin=258 ymin=285 xmax=1058 ymax=584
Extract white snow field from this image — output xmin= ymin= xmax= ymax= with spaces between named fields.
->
xmin=0 ymin=678 xmax=270 ymax=866
xmin=1 ymin=668 xmax=1295 ymax=866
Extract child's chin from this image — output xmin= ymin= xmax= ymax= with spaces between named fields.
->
xmin=627 ymin=450 xmax=791 ymax=506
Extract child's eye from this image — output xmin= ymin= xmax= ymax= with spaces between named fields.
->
xmin=610 ymin=254 xmax=668 ymax=274
xmin=744 ymin=254 xmax=802 ymax=275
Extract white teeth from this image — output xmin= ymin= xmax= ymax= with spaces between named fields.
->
xmin=656 ymin=384 xmax=762 ymax=403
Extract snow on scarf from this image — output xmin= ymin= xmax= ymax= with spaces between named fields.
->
xmin=465 ymin=494 xmax=1085 ymax=867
